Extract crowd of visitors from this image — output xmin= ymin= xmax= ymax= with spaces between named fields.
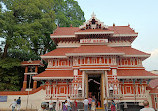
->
xmin=9 ymin=96 xmax=155 ymax=111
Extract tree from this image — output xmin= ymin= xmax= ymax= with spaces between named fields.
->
xmin=0 ymin=0 xmax=85 ymax=91
xmin=0 ymin=58 xmax=23 ymax=91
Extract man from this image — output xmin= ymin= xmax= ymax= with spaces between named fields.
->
xmin=10 ymin=99 xmax=17 ymax=111
xmin=49 ymin=97 xmax=53 ymax=111
xmin=16 ymin=97 xmax=21 ymax=111
xmin=55 ymin=98 xmax=62 ymax=111
xmin=140 ymin=100 xmax=155 ymax=111
xmin=83 ymin=98 xmax=89 ymax=111
xmin=104 ymin=98 xmax=107 ymax=111
xmin=67 ymin=96 xmax=71 ymax=111
xmin=88 ymin=97 xmax=92 ymax=110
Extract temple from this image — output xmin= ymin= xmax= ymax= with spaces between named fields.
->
xmin=0 ymin=13 xmax=158 ymax=110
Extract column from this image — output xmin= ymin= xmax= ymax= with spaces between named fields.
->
xmin=33 ymin=66 xmax=38 ymax=89
xmin=82 ymin=71 xmax=85 ymax=97
xmin=22 ymin=66 xmax=28 ymax=90
xmin=105 ymin=71 xmax=109 ymax=97
xmin=33 ymin=81 xmax=37 ymax=89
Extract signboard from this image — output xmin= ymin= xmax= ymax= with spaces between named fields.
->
xmin=0 ymin=96 xmax=7 ymax=102
xmin=80 ymin=39 xmax=108 ymax=44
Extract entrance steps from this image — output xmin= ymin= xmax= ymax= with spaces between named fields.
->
xmin=96 ymin=107 xmax=104 ymax=111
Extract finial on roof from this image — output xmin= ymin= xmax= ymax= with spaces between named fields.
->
xmin=113 ymin=23 xmax=115 ymax=26
xmin=91 ymin=12 xmax=96 ymax=18
xmin=128 ymin=23 xmax=130 ymax=27
xmin=27 ymin=58 xmax=32 ymax=63
xmin=70 ymin=24 xmax=72 ymax=27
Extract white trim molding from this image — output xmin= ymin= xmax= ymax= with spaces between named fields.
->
xmin=75 ymin=31 xmax=114 ymax=35
xmin=41 ymin=56 xmax=67 ymax=59
xmin=123 ymin=55 xmax=150 ymax=58
xmin=33 ymin=77 xmax=74 ymax=80
xmin=113 ymin=34 xmax=138 ymax=37
xmin=24 ymin=72 xmax=38 ymax=75
xmin=117 ymin=76 xmax=158 ymax=79
xmin=51 ymin=35 xmax=75 ymax=38
xmin=66 ymin=53 xmax=125 ymax=56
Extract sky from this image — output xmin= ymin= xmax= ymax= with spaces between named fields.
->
xmin=76 ymin=0 xmax=158 ymax=71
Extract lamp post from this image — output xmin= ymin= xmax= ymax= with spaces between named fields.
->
xmin=26 ymin=74 xmax=32 ymax=110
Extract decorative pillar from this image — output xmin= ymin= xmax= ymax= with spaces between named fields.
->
xmin=105 ymin=71 xmax=109 ymax=97
xmin=35 ymin=66 xmax=38 ymax=73
xmin=33 ymin=81 xmax=37 ymax=89
xmin=22 ymin=66 xmax=28 ymax=90
xmin=82 ymin=71 xmax=85 ymax=97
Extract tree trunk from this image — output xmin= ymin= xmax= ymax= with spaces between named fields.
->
xmin=2 ymin=40 xmax=9 ymax=59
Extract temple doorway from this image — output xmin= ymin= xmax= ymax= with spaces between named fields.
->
xmin=88 ymin=74 xmax=102 ymax=107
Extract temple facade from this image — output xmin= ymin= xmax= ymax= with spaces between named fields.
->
xmin=32 ymin=13 xmax=158 ymax=110
xmin=0 ymin=13 xmax=158 ymax=110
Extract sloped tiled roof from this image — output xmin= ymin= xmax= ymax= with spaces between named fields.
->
xmin=33 ymin=70 xmax=73 ymax=80
xmin=50 ymin=26 xmax=137 ymax=36
xmin=66 ymin=45 xmax=124 ymax=56
xmin=41 ymin=48 xmax=76 ymax=57
xmin=150 ymin=86 xmax=158 ymax=93
xmin=117 ymin=69 xmax=158 ymax=78
xmin=113 ymin=47 xmax=150 ymax=56
xmin=149 ymin=79 xmax=158 ymax=88
xmin=108 ymin=26 xmax=136 ymax=34
xmin=21 ymin=60 xmax=44 ymax=66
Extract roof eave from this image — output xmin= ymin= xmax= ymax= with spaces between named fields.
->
xmin=117 ymin=76 xmax=158 ymax=79
xmin=40 ymin=56 xmax=68 ymax=59
xmin=75 ymin=31 xmax=114 ymax=35
xmin=66 ymin=53 xmax=124 ymax=56
xmin=33 ymin=77 xmax=73 ymax=80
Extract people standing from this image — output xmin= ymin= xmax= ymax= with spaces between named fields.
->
xmin=104 ymin=98 xmax=108 ymax=111
xmin=49 ymin=97 xmax=54 ymax=111
xmin=88 ymin=97 xmax=92 ymax=110
xmin=72 ymin=99 xmax=77 ymax=111
xmin=67 ymin=96 xmax=71 ymax=111
xmin=16 ymin=97 xmax=21 ymax=111
xmin=140 ymin=100 xmax=155 ymax=111
xmin=55 ymin=98 xmax=62 ymax=111
xmin=91 ymin=98 xmax=96 ymax=111
xmin=63 ymin=100 xmax=68 ymax=111
xmin=9 ymin=99 xmax=17 ymax=111
xmin=83 ymin=98 xmax=89 ymax=111
xmin=111 ymin=100 xmax=116 ymax=111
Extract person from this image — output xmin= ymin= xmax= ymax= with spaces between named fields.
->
xmin=55 ymin=98 xmax=62 ymax=111
xmin=83 ymin=98 xmax=89 ymax=111
xmin=16 ymin=97 xmax=21 ymax=111
xmin=111 ymin=100 xmax=116 ymax=111
xmin=9 ymin=99 xmax=17 ymax=111
xmin=88 ymin=97 xmax=92 ymax=110
xmin=140 ymin=100 xmax=155 ymax=111
xmin=72 ymin=99 xmax=77 ymax=111
xmin=104 ymin=98 xmax=108 ymax=111
xmin=63 ymin=100 xmax=68 ymax=111
xmin=91 ymin=98 xmax=96 ymax=111
xmin=49 ymin=97 xmax=53 ymax=111
xmin=67 ymin=96 xmax=71 ymax=111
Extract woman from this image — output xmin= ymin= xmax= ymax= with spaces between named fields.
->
xmin=91 ymin=98 xmax=96 ymax=111
xmin=111 ymin=100 xmax=116 ymax=111
xmin=55 ymin=98 xmax=62 ymax=111
xmin=63 ymin=100 xmax=68 ymax=111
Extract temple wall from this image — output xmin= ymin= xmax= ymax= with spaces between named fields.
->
xmin=0 ymin=89 xmax=46 ymax=110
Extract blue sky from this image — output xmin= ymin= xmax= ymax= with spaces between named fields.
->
xmin=76 ymin=0 xmax=158 ymax=71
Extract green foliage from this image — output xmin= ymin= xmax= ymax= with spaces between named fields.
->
xmin=0 ymin=0 xmax=85 ymax=91
xmin=0 ymin=58 xmax=23 ymax=91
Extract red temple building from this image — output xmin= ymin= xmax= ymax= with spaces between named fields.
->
xmin=0 ymin=13 xmax=158 ymax=110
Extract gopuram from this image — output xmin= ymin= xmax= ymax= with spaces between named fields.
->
xmin=0 ymin=13 xmax=158 ymax=110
